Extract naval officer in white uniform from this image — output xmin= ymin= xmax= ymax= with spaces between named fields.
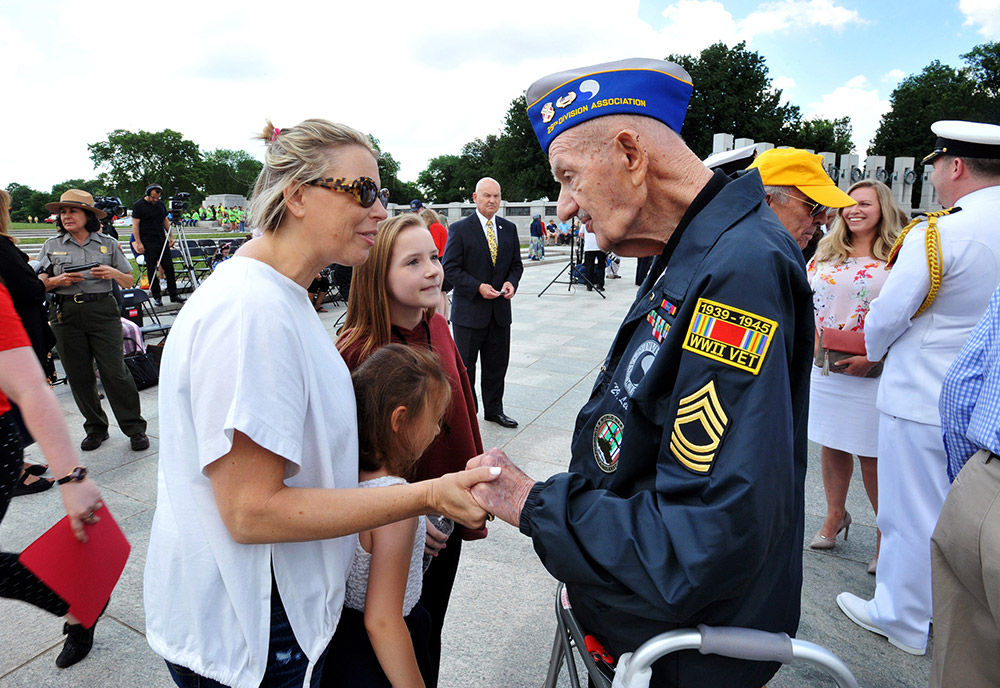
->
xmin=836 ymin=120 xmax=1000 ymax=655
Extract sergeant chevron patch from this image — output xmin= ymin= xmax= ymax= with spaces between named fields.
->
xmin=670 ymin=379 xmax=728 ymax=474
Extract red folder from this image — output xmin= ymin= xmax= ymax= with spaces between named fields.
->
xmin=18 ymin=505 xmax=131 ymax=627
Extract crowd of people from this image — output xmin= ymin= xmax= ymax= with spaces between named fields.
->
xmin=2 ymin=55 xmax=1000 ymax=688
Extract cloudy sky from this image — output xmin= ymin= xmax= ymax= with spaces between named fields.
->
xmin=1 ymin=0 xmax=997 ymax=193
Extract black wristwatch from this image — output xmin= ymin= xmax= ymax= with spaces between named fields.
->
xmin=56 ymin=466 xmax=88 ymax=485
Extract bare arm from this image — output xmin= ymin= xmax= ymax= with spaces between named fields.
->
xmin=364 ymin=518 xmax=425 ymax=688
xmin=0 ymin=346 xmax=103 ymax=542
xmin=38 ymin=271 xmax=84 ymax=292
xmin=132 ymin=218 xmax=144 ymax=253
xmin=205 ymin=430 xmax=500 ymax=544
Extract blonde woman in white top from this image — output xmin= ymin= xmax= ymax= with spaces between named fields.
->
xmin=806 ymin=180 xmax=904 ymax=572
xmin=144 ymin=119 xmax=499 ymax=688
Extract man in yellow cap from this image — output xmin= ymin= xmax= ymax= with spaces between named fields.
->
xmin=747 ymin=148 xmax=856 ymax=252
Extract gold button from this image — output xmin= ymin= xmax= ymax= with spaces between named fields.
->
xmin=649 ymin=293 xmax=655 ymax=301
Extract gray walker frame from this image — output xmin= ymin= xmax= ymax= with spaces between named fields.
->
xmin=543 ymin=583 xmax=860 ymax=688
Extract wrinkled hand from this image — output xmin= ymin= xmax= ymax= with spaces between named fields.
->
xmin=59 ymin=478 xmax=104 ymax=543
xmin=501 ymin=281 xmax=516 ymax=299
xmin=478 ymin=283 xmax=501 ymax=300
xmin=424 ymin=518 xmax=450 ymax=557
xmin=426 ymin=465 xmax=500 ymax=529
xmin=833 ymin=355 xmax=879 ymax=377
xmin=466 ymin=448 xmax=535 ymax=527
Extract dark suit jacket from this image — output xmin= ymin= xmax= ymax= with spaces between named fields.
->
xmin=443 ymin=213 xmax=524 ymax=329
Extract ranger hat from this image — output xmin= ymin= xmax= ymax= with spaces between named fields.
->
xmin=44 ymin=189 xmax=107 ymax=219
xmin=747 ymin=148 xmax=856 ymax=209
xmin=526 ymin=58 xmax=693 ymax=153
xmin=922 ymin=120 xmax=1000 ymax=165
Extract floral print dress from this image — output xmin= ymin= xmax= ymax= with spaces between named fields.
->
xmin=806 ymin=255 xmax=890 ymax=456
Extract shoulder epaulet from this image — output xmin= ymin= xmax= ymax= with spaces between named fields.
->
xmin=886 ymin=206 xmax=961 ymax=317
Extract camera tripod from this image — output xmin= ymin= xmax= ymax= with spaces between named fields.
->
xmin=537 ymin=232 xmax=605 ymax=299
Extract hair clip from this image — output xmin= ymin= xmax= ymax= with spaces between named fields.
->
xmin=271 ymin=127 xmax=282 ymax=142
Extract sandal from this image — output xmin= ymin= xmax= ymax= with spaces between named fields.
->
xmin=24 ymin=463 xmax=48 ymax=476
xmin=13 ymin=472 xmax=53 ymax=497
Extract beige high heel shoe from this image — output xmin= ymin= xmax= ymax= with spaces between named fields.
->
xmin=809 ymin=511 xmax=852 ymax=549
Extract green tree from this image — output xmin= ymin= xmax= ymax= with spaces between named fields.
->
xmin=88 ymin=129 xmax=204 ymax=205
xmin=202 ymin=149 xmax=262 ymax=200
xmin=417 ymin=154 xmax=467 ymax=202
xmin=667 ymin=42 xmax=802 ymax=158
xmin=369 ymin=136 xmax=422 ymax=207
xmin=961 ymin=41 xmax=1000 ymax=117
xmin=790 ymin=117 xmax=853 ymax=156
xmin=51 ymin=178 xmax=108 ymax=198
xmin=870 ymin=52 xmax=997 ymax=162
xmin=491 ymin=96 xmax=558 ymax=202
xmin=6 ymin=182 xmax=38 ymax=221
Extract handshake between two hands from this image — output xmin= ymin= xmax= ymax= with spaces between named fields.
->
xmin=436 ymin=448 xmax=535 ymax=530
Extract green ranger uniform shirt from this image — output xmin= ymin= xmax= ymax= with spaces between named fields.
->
xmin=38 ymin=231 xmax=132 ymax=296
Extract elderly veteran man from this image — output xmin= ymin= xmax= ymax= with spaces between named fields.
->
xmin=836 ymin=120 xmax=1000 ymax=656
xmin=467 ymin=58 xmax=813 ymax=687
xmin=746 ymin=147 xmax=856 ymax=252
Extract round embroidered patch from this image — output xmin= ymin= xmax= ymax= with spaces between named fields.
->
xmin=624 ymin=339 xmax=659 ymax=396
xmin=593 ymin=413 xmax=624 ymax=473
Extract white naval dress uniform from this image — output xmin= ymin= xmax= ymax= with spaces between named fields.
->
xmin=864 ymin=184 xmax=1000 ymax=650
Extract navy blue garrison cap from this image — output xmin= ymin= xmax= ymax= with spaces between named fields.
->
xmin=525 ymin=58 xmax=693 ymax=153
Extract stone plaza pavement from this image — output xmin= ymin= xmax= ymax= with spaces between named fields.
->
xmin=1 ymin=252 xmax=933 ymax=687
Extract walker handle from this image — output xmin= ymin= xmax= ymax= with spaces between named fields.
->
xmin=697 ymin=625 xmax=794 ymax=664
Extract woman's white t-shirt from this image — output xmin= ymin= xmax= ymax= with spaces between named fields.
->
xmin=144 ymin=257 xmax=358 ymax=688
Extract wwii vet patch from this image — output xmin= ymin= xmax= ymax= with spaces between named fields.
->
xmin=682 ymin=298 xmax=776 ymax=375
xmin=670 ymin=380 xmax=728 ymax=475
xmin=593 ymin=413 xmax=624 ymax=473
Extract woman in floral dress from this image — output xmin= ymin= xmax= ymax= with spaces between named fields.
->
xmin=807 ymin=180 xmax=906 ymax=573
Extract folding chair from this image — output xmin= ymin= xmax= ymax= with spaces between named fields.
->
xmin=544 ymin=583 xmax=859 ymax=688
xmin=119 ymin=288 xmax=172 ymax=341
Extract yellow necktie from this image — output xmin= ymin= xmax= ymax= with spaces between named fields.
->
xmin=486 ymin=219 xmax=498 ymax=265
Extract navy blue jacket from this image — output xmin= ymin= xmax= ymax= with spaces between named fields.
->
xmin=519 ymin=171 xmax=813 ymax=687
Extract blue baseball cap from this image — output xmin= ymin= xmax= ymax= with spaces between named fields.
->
xmin=526 ymin=58 xmax=693 ymax=153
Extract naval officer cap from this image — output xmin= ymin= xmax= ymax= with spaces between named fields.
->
xmin=525 ymin=58 xmax=693 ymax=153
xmin=922 ymin=120 xmax=1000 ymax=165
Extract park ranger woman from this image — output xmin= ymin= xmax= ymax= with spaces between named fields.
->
xmin=37 ymin=189 xmax=149 ymax=453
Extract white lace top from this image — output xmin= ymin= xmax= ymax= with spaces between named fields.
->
xmin=343 ymin=475 xmax=426 ymax=615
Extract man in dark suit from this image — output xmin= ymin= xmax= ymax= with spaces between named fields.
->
xmin=443 ymin=177 xmax=523 ymax=427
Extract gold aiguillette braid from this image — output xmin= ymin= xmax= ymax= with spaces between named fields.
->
xmin=886 ymin=207 xmax=959 ymax=317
